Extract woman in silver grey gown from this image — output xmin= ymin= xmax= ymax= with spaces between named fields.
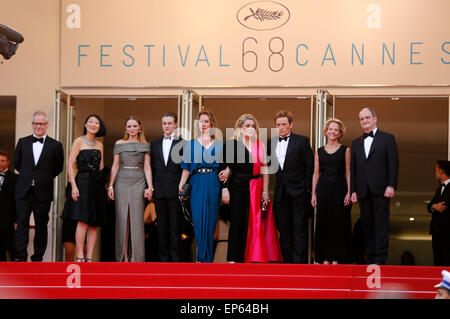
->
xmin=108 ymin=116 xmax=153 ymax=262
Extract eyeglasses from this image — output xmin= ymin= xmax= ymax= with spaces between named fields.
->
xmin=32 ymin=122 xmax=48 ymax=127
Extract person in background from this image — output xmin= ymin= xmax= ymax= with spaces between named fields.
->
xmin=311 ymin=118 xmax=352 ymax=264
xmin=427 ymin=160 xmax=450 ymax=266
xmin=108 ymin=116 xmax=153 ymax=262
xmin=14 ymin=111 xmax=64 ymax=262
xmin=178 ymin=110 xmax=228 ymax=263
xmin=0 ymin=150 xmax=18 ymax=261
xmin=434 ymin=270 xmax=450 ymax=299
xmin=400 ymin=250 xmax=415 ymax=266
xmin=269 ymin=110 xmax=314 ymax=264
xmin=150 ymin=112 xmax=186 ymax=262
xmin=350 ymin=107 xmax=399 ymax=265
xmin=62 ymin=114 xmax=108 ymax=262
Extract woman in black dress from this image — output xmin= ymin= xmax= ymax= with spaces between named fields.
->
xmin=311 ymin=118 xmax=352 ymax=264
xmin=62 ymin=114 xmax=107 ymax=262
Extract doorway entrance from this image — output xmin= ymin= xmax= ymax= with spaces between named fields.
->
xmin=52 ymin=91 xmax=449 ymax=266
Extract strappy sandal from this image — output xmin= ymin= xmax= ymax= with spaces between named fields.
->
xmin=85 ymin=258 xmax=93 ymax=262
xmin=76 ymin=257 xmax=85 ymax=262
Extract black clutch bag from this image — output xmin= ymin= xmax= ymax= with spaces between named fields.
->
xmin=261 ymin=200 xmax=268 ymax=219
xmin=179 ymin=183 xmax=191 ymax=200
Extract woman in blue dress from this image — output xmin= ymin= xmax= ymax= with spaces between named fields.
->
xmin=178 ymin=110 xmax=228 ymax=263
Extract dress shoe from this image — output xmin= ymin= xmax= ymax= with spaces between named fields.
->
xmin=13 ymin=257 xmax=26 ymax=262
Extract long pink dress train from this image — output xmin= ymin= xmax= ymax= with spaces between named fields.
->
xmin=244 ymin=141 xmax=283 ymax=263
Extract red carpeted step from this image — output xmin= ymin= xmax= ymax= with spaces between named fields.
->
xmin=0 ymin=263 xmax=447 ymax=299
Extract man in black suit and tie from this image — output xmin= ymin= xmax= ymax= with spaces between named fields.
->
xmin=350 ymin=107 xmax=399 ymax=265
xmin=151 ymin=112 xmax=186 ymax=262
xmin=269 ymin=110 xmax=314 ymax=264
xmin=0 ymin=150 xmax=18 ymax=261
xmin=427 ymin=160 xmax=450 ymax=266
xmin=14 ymin=111 xmax=64 ymax=262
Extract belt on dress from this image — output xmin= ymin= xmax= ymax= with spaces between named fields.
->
xmin=123 ymin=166 xmax=141 ymax=169
xmin=234 ymin=173 xmax=261 ymax=180
xmin=195 ymin=168 xmax=215 ymax=174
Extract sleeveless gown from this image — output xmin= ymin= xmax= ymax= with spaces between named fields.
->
xmin=314 ymin=145 xmax=352 ymax=264
xmin=113 ymin=142 xmax=150 ymax=262
xmin=62 ymin=149 xmax=107 ymax=227
xmin=244 ymin=141 xmax=282 ymax=263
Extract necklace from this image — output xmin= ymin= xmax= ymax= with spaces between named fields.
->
xmin=82 ymin=135 xmax=96 ymax=147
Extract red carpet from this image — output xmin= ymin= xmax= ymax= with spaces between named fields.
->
xmin=0 ymin=262 xmax=447 ymax=299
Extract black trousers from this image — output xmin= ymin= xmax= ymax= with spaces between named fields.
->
xmin=0 ymin=227 xmax=15 ymax=261
xmin=273 ymin=184 xmax=308 ymax=264
xmin=227 ymin=188 xmax=250 ymax=263
xmin=359 ymin=190 xmax=390 ymax=265
xmin=432 ymin=232 xmax=450 ymax=266
xmin=15 ymin=187 xmax=51 ymax=261
xmin=155 ymin=198 xmax=180 ymax=262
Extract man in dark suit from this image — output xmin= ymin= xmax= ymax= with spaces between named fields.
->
xmin=427 ymin=160 xmax=450 ymax=266
xmin=0 ymin=150 xmax=18 ymax=261
xmin=269 ymin=110 xmax=314 ymax=264
xmin=150 ymin=112 xmax=186 ymax=262
xmin=14 ymin=111 xmax=64 ymax=262
xmin=350 ymin=107 xmax=399 ymax=265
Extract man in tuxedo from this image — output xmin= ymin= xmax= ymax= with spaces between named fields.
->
xmin=14 ymin=111 xmax=64 ymax=261
xmin=350 ymin=107 xmax=399 ymax=265
xmin=150 ymin=112 xmax=186 ymax=262
xmin=427 ymin=160 xmax=450 ymax=266
xmin=269 ymin=110 xmax=314 ymax=264
xmin=0 ymin=150 xmax=18 ymax=261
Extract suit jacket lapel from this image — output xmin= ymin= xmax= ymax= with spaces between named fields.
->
xmin=168 ymin=138 xmax=181 ymax=166
xmin=157 ymin=138 xmax=165 ymax=168
xmin=283 ymin=134 xmax=295 ymax=169
xmin=367 ymin=131 xmax=381 ymax=159
xmin=35 ymin=137 xmax=50 ymax=168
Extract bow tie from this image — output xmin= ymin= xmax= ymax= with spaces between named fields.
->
xmin=164 ymin=136 xmax=172 ymax=140
xmin=33 ymin=136 xmax=44 ymax=144
xmin=279 ymin=136 xmax=289 ymax=142
xmin=363 ymin=131 xmax=374 ymax=139
xmin=0 ymin=172 xmax=5 ymax=177
xmin=442 ymin=183 xmax=447 ymax=188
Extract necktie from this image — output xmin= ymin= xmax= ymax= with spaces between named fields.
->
xmin=33 ymin=136 xmax=44 ymax=143
xmin=279 ymin=136 xmax=289 ymax=142
xmin=363 ymin=131 xmax=374 ymax=139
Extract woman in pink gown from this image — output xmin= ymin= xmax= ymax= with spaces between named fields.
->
xmin=224 ymin=114 xmax=282 ymax=263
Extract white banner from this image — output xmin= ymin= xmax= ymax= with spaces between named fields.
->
xmin=60 ymin=0 xmax=450 ymax=87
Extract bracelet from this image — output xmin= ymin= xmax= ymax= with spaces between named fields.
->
xmin=107 ymin=187 xmax=113 ymax=190
xmin=146 ymin=187 xmax=154 ymax=191
xmin=262 ymin=192 xmax=269 ymax=195
xmin=222 ymin=187 xmax=228 ymax=191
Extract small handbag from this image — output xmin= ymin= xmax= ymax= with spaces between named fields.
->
xmin=178 ymin=184 xmax=193 ymax=226
xmin=179 ymin=183 xmax=191 ymax=200
xmin=261 ymin=199 xmax=268 ymax=219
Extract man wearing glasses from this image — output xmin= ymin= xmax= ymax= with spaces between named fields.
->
xmin=13 ymin=111 xmax=64 ymax=261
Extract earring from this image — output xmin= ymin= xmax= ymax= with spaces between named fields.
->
xmin=138 ymin=130 xmax=141 ymax=134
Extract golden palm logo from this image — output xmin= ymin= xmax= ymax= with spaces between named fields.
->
xmin=244 ymin=8 xmax=284 ymax=22
xmin=237 ymin=1 xmax=290 ymax=31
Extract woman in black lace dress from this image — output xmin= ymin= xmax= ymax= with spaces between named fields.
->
xmin=62 ymin=114 xmax=107 ymax=262
xmin=311 ymin=118 xmax=352 ymax=264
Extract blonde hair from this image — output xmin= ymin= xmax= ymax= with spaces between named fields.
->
xmin=232 ymin=113 xmax=260 ymax=141
xmin=323 ymin=118 xmax=346 ymax=142
xmin=123 ymin=116 xmax=148 ymax=143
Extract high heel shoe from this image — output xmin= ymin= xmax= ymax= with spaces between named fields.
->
xmin=76 ymin=257 xmax=85 ymax=262
xmin=85 ymin=258 xmax=93 ymax=262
